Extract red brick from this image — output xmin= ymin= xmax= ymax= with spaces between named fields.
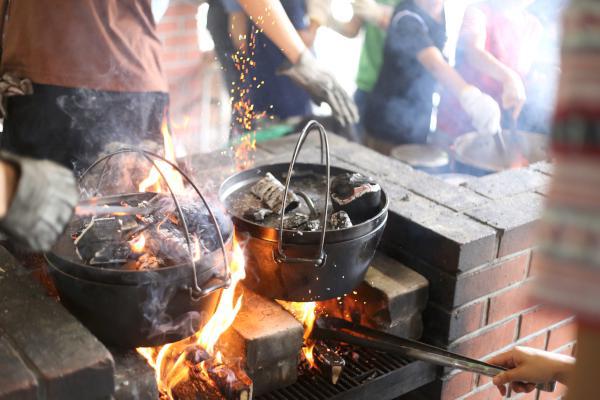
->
xmin=425 ymin=300 xmax=487 ymax=342
xmin=164 ymin=34 xmax=199 ymax=48
xmin=547 ymin=320 xmax=577 ymax=351
xmin=450 ymin=319 xmax=518 ymax=360
xmin=463 ymin=384 xmax=503 ymax=400
xmin=487 ymin=281 xmax=537 ymax=324
xmin=440 ymin=372 xmax=474 ymax=400
xmin=518 ymin=330 xmax=548 ymax=350
xmin=528 ymin=248 xmax=543 ymax=278
xmin=157 ymin=20 xmax=181 ymax=34
xmin=519 ymin=306 xmax=572 ymax=339
xmin=538 ymin=382 xmax=568 ymax=400
xmin=454 ymin=253 xmax=529 ymax=306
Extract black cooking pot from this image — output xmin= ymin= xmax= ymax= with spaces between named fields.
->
xmin=220 ymin=121 xmax=388 ymax=302
xmin=46 ymin=149 xmax=234 ymax=348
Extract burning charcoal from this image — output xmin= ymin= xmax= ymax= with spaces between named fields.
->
xmin=282 ymin=213 xmax=309 ymax=230
xmin=169 ymin=203 xmax=232 ymax=253
xmin=330 ymin=211 xmax=353 ymax=230
xmin=314 ymin=343 xmax=345 ymax=385
xmin=207 ymin=363 xmax=253 ymax=400
xmin=135 ymin=253 xmax=161 ymax=270
xmin=243 ymin=207 xmax=273 ymax=222
xmin=251 ymin=172 xmax=300 ymax=213
xmin=330 ymin=173 xmax=381 ymax=222
xmin=304 ymin=219 xmax=321 ymax=232
xmin=75 ymin=217 xmax=126 ymax=263
xmin=89 ymin=243 xmax=131 ymax=266
xmin=185 ymin=345 xmax=211 ymax=364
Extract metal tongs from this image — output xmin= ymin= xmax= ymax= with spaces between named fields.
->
xmin=312 ymin=317 xmax=556 ymax=392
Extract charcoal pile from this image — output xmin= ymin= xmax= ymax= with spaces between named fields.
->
xmin=73 ymin=194 xmax=231 ymax=270
xmin=226 ymin=170 xmax=382 ymax=232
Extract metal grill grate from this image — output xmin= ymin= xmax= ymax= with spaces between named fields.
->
xmin=257 ymin=348 xmax=436 ymax=400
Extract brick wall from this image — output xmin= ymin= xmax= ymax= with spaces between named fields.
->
xmin=384 ymin=162 xmax=574 ymax=400
xmin=156 ymin=0 xmax=229 ymax=154
xmin=311 ymin=140 xmax=576 ymax=400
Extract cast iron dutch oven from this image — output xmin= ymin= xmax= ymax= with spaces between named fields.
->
xmin=220 ymin=121 xmax=389 ymax=302
xmin=45 ymin=150 xmax=233 ymax=348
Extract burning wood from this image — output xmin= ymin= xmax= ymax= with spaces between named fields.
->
xmin=73 ymin=195 xmax=228 ymax=270
xmin=169 ymin=354 xmax=253 ymax=400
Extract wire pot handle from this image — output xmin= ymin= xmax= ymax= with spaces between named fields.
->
xmin=79 ymin=148 xmax=231 ymax=302
xmin=275 ymin=120 xmax=330 ymax=267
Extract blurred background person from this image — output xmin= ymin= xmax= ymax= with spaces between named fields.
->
xmin=437 ymin=0 xmax=549 ymax=139
xmin=330 ymin=0 xmax=399 ymax=139
xmin=362 ymin=0 xmax=501 ymax=153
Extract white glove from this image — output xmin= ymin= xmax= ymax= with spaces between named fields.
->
xmin=459 ymin=86 xmax=502 ymax=135
xmin=352 ymin=0 xmax=385 ymax=25
xmin=502 ymin=71 xmax=526 ymax=119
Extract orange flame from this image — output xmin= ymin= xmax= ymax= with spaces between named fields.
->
xmin=139 ymin=120 xmax=185 ymax=194
xmin=277 ymin=300 xmax=318 ymax=368
xmin=137 ymin=238 xmax=246 ymax=398
xmin=130 ymin=234 xmax=146 ymax=253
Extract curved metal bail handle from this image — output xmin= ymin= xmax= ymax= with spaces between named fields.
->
xmin=78 ymin=148 xmax=231 ymax=301
xmin=275 ymin=120 xmax=331 ymax=266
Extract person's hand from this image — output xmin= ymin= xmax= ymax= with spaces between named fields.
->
xmin=0 ymin=152 xmax=78 ymax=252
xmin=278 ymin=50 xmax=359 ymax=127
xmin=352 ymin=0 xmax=385 ymax=25
xmin=488 ymin=346 xmax=575 ymax=396
xmin=459 ymin=85 xmax=502 ymax=135
xmin=501 ymin=71 xmax=526 ymax=119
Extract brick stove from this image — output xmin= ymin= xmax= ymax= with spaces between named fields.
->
xmin=0 ymin=132 xmax=574 ymax=400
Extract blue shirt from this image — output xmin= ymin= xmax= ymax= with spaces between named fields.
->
xmin=248 ymin=0 xmax=312 ymax=120
xmin=365 ymin=0 xmax=447 ymax=144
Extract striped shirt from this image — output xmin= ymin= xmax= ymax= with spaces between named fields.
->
xmin=534 ymin=0 xmax=600 ymax=323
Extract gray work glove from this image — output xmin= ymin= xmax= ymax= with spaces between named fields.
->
xmin=278 ymin=50 xmax=359 ymax=127
xmin=0 ymin=152 xmax=78 ymax=252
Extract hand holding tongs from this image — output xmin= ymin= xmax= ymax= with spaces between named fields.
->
xmin=312 ymin=317 xmax=556 ymax=393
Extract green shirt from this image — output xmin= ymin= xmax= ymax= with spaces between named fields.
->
xmin=355 ymin=0 xmax=404 ymax=93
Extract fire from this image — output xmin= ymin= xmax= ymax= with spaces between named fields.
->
xmin=137 ymin=238 xmax=246 ymax=399
xmin=277 ymin=300 xmax=318 ymax=367
xmin=230 ymin=26 xmax=264 ymax=171
xmin=139 ymin=120 xmax=185 ymax=194
xmin=129 ymin=233 xmax=146 ymax=253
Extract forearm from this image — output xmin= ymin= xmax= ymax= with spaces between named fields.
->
xmin=237 ymin=0 xmax=306 ymax=63
xmin=228 ymin=12 xmax=248 ymax=50
xmin=0 ymin=161 xmax=18 ymax=218
xmin=465 ymin=47 xmax=518 ymax=86
xmin=564 ymin=325 xmax=600 ymax=398
xmin=418 ymin=47 xmax=469 ymax=97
